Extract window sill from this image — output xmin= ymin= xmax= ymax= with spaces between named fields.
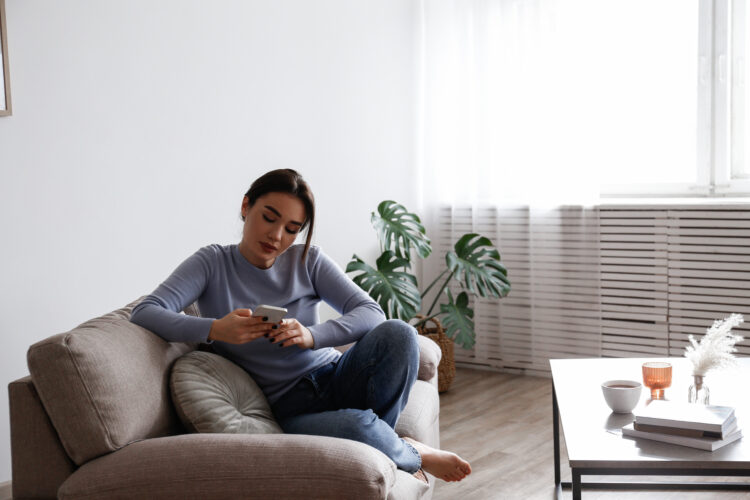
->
xmin=598 ymin=197 xmax=750 ymax=208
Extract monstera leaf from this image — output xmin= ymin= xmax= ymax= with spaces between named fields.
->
xmin=446 ymin=233 xmax=510 ymax=299
xmin=439 ymin=290 xmax=475 ymax=350
xmin=371 ymin=200 xmax=432 ymax=260
xmin=346 ymin=251 xmax=421 ymax=321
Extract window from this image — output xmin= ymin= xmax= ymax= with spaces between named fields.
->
xmin=730 ymin=0 xmax=750 ymax=190
xmin=421 ymin=0 xmax=750 ymax=202
xmin=593 ymin=1 xmax=699 ymax=193
xmin=602 ymin=0 xmax=750 ymax=197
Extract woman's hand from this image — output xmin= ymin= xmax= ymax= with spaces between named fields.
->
xmin=208 ymin=308 xmax=272 ymax=344
xmin=268 ymin=318 xmax=315 ymax=349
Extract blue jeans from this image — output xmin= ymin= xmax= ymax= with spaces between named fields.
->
xmin=270 ymin=319 xmax=422 ymax=473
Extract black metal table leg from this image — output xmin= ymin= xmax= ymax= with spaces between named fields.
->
xmin=553 ymin=383 xmax=560 ymax=487
xmin=572 ymin=469 xmax=582 ymax=500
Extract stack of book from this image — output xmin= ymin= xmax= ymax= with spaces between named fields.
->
xmin=622 ymin=400 xmax=743 ymax=451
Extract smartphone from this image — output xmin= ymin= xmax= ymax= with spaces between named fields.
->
xmin=253 ymin=304 xmax=288 ymax=324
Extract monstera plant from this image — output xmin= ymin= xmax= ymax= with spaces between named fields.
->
xmin=346 ymin=201 xmax=511 ymax=349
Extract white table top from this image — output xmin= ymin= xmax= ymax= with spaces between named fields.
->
xmin=550 ymin=357 xmax=750 ymax=469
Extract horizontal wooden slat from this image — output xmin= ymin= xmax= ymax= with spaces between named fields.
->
xmin=601 ymin=313 xmax=667 ymax=323
xmin=602 ymin=265 xmax=667 ymax=274
xmin=501 ymin=317 xmax=601 ymax=331
xmin=601 ymin=226 xmax=666 ymax=234
xmin=601 ymin=273 xmax=668 ymax=283
xmin=669 ymin=317 xmax=750 ymax=329
xmin=667 ymin=227 xmax=750 ymax=236
xmin=523 ymin=263 xmax=599 ymax=273
xmin=601 ymin=280 xmax=669 ymax=291
xmin=602 ymin=250 xmax=669 ymax=259
xmin=670 ymin=301 xmax=750 ymax=313
xmin=602 ymin=296 xmax=668 ymax=307
xmin=602 ymin=257 xmax=669 ymax=266
xmin=668 ymin=325 xmax=750 ymax=338
xmin=599 ymin=210 xmax=668 ymax=218
xmin=601 ymin=320 xmax=669 ymax=334
xmin=499 ymin=290 xmax=599 ymax=302
xmin=601 ymin=241 xmax=667 ymax=250
xmin=671 ymin=252 xmax=750 ymax=263
xmin=668 ymin=245 xmax=750 ymax=255
xmin=601 ymin=288 xmax=668 ymax=299
xmin=668 ymin=269 xmax=750 ymax=280
xmin=669 ymin=293 xmax=750 ymax=305
xmin=669 ymin=260 xmax=750 ymax=271
xmin=669 ymin=219 xmax=750 ymax=229
xmin=669 ymin=277 xmax=750 ymax=287
xmin=601 ymin=303 xmax=667 ymax=316
xmin=666 ymin=210 xmax=750 ymax=219
xmin=602 ymin=234 xmax=668 ymax=243
xmin=601 ymin=336 xmax=669 ymax=348
xmin=669 ymin=285 xmax=750 ymax=297
xmin=668 ymin=236 xmax=750 ymax=246
xmin=600 ymin=218 xmax=667 ymax=226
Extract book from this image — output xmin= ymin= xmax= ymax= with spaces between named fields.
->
xmin=633 ymin=400 xmax=735 ymax=434
xmin=622 ymin=423 xmax=743 ymax=451
xmin=633 ymin=415 xmax=738 ymax=439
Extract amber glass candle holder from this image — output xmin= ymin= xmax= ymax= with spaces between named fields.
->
xmin=642 ymin=361 xmax=672 ymax=399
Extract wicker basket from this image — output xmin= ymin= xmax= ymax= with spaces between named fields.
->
xmin=415 ymin=316 xmax=455 ymax=393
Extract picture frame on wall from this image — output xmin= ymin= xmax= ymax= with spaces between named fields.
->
xmin=0 ymin=0 xmax=11 ymax=116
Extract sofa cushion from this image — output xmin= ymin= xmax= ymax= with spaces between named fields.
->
xmin=26 ymin=298 xmax=195 ymax=466
xmin=58 ymin=433 xmax=398 ymax=500
xmin=170 ymin=351 xmax=282 ymax=434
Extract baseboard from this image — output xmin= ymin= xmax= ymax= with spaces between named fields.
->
xmin=0 ymin=481 xmax=11 ymax=500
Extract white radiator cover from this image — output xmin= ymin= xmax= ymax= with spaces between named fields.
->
xmin=424 ymin=203 xmax=750 ymax=376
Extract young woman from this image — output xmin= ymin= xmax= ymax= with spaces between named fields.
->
xmin=130 ymin=169 xmax=471 ymax=483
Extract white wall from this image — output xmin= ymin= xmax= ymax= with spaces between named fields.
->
xmin=0 ymin=0 xmax=418 ymax=482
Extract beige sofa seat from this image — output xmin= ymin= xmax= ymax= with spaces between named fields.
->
xmin=58 ymin=434 xmax=398 ymax=500
xmin=9 ymin=299 xmax=441 ymax=500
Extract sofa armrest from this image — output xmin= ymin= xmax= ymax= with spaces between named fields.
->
xmin=59 ymin=433 xmax=398 ymax=500
xmin=9 ymin=376 xmax=76 ymax=500
xmin=416 ymin=334 xmax=442 ymax=386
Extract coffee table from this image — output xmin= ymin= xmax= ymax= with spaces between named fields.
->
xmin=550 ymin=357 xmax=750 ymax=499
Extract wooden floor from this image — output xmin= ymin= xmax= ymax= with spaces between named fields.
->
xmin=432 ymin=367 xmax=750 ymax=500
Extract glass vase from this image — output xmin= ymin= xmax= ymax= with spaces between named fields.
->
xmin=687 ymin=374 xmax=710 ymax=404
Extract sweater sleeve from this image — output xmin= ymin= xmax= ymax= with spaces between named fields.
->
xmin=129 ymin=247 xmax=216 ymax=343
xmin=306 ymin=248 xmax=386 ymax=349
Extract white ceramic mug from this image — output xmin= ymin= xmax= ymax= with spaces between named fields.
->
xmin=601 ymin=379 xmax=642 ymax=413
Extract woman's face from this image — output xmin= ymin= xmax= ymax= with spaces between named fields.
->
xmin=239 ymin=192 xmax=307 ymax=269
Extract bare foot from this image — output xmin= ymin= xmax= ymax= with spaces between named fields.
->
xmin=403 ymin=437 xmax=472 ymax=482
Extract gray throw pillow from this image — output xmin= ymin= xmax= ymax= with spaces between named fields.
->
xmin=170 ymin=351 xmax=283 ymax=434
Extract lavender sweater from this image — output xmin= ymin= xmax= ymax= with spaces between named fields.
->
xmin=130 ymin=244 xmax=385 ymax=403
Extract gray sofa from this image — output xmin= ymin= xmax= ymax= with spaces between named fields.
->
xmin=8 ymin=299 xmax=442 ymax=499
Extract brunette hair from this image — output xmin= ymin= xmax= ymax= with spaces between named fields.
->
xmin=242 ymin=169 xmax=315 ymax=261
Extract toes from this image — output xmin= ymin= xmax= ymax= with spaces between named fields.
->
xmin=442 ymin=469 xmax=466 ymax=482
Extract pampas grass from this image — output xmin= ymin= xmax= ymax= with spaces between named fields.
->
xmin=684 ymin=313 xmax=744 ymax=376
